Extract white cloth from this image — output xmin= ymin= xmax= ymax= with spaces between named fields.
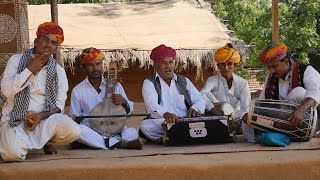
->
xmin=200 ymin=73 xmax=255 ymax=142
xmin=69 ymin=77 xmax=137 ymax=149
xmin=259 ymin=66 xmax=320 ymax=103
xmin=140 ymin=73 xmax=206 ymax=141
xmin=1 ymin=54 xmax=68 ymax=123
xmin=0 ymin=53 xmax=80 ymax=162
xmin=200 ymin=73 xmax=250 ymax=120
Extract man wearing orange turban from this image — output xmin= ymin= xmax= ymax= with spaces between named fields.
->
xmin=258 ymin=43 xmax=320 ymax=128
xmin=69 ymin=47 xmax=142 ymax=150
xmin=139 ymin=44 xmax=206 ymax=144
xmin=0 ymin=22 xmax=80 ymax=162
xmin=200 ymin=44 xmax=255 ymax=143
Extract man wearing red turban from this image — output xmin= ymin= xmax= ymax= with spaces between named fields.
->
xmin=200 ymin=44 xmax=255 ymax=143
xmin=139 ymin=44 xmax=206 ymax=144
xmin=69 ymin=47 xmax=142 ymax=150
xmin=0 ymin=22 xmax=80 ymax=162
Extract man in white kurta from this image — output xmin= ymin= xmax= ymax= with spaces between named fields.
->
xmin=258 ymin=43 xmax=320 ymax=134
xmin=0 ymin=22 xmax=80 ymax=162
xmin=200 ymin=45 xmax=255 ymax=142
xmin=242 ymin=43 xmax=320 ymax=144
xmin=140 ymin=44 xmax=206 ymax=142
xmin=69 ymin=47 xmax=141 ymax=150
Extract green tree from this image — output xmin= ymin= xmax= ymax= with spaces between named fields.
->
xmin=211 ymin=0 xmax=320 ymax=81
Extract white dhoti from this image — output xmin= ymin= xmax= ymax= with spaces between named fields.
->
xmin=77 ymin=125 xmax=139 ymax=149
xmin=140 ymin=118 xmax=165 ymax=141
xmin=0 ymin=113 xmax=80 ymax=162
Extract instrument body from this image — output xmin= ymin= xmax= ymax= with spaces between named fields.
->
xmin=88 ymin=62 xmax=127 ymax=137
xmin=247 ymin=99 xmax=317 ymax=142
xmin=163 ymin=116 xmax=237 ymax=145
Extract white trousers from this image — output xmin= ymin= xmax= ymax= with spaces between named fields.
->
xmin=77 ymin=125 xmax=139 ymax=149
xmin=140 ymin=118 xmax=165 ymax=141
xmin=0 ymin=113 xmax=80 ymax=162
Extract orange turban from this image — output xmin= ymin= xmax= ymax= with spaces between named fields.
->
xmin=259 ymin=43 xmax=287 ymax=64
xmin=150 ymin=44 xmax=176 ymax=64
xmin=36 ymin=22 xmax=64 ymax=45
xmin=79 ymin=47 xmax=105 ymax=64
xmin=214 ymin=47 xmax=240 ymax=64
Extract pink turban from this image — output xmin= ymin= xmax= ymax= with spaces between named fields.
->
xmin=36 ymin=22 xmax=64 ymax=45
xmin=150 ymin=44 xmax=176 ymax=64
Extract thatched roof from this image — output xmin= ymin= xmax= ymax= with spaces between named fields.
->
xmin=28 ymin=0 xmax=247 ymax=70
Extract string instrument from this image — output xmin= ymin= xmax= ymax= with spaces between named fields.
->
xmin=88 ymin=62 xmax=128 ymax=137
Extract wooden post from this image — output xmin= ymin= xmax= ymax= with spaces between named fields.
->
xmin=272 ymin=0 xmax=279 ymax=43
xmin=50 ymin=0 xmax=62 ymax=66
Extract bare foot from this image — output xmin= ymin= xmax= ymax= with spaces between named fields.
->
xmin=120 ymin=139 xmax=143 ymax=150
xmin=43 ymin=144 xmax=58 ymax=154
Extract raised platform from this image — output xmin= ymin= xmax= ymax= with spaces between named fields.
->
xmin=1 ymin=103 xmax=320 ymax=179
xmin=1 ymin=138 xmax=320 ymax=180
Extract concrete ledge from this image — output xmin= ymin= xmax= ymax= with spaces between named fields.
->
xmin=1 ymin=150 xmax=320 ymax=180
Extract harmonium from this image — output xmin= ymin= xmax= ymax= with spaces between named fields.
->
xmin=163 ymin=116 xmax=237 ymax=146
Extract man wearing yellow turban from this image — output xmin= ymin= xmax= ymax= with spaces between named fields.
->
xmin=68 ymin=47 xmax=143 ymax=150
xmin=0 ymin=22 xmax=80 ymax=162
xmin=200 ymin=44 xmax=255 ymax=143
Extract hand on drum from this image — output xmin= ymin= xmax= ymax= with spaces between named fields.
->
xmin=112 ymin=94 xmax=126 ymax=106
xmin=289 ymin=107 xmax=305 ymax=127
xmin=188 ymin=108 xmax=199 ymax=117
xmin=164 ymin=112 xmax=178 ymax=124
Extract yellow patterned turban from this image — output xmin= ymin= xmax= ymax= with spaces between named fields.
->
xmin=214 ymin=47 xmax=240 ymax=64
xmin=36 ymin=22 xmax=64 ymax=45
xmin=259 ymin=43 xmax=288 ymax=64
xmin=79 ymin=47 xmax=105 ymax=64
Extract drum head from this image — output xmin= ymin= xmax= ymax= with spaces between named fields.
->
xmin=89 ymin=98 xmax=127 ymax=137
xmin=221 ymin=103 xmax=234 ymax=116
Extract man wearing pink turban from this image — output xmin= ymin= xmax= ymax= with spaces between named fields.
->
xmin=139 ymin=44 xmax=206 ymax=144
xmin=200 ymin=44 xmax=255 ymax=143
xmin=69 ymin=47 xmax=142 ymax=150
xmin=0 ymin=22 xmax=80 ymax=162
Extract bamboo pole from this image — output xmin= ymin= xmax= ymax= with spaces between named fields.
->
xmin=50 ymin=0 xmax=62 ymax=66
xmin=272 ymin=0 xmax=279 ymax=43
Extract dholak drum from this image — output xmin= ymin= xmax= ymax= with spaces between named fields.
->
xmin=247 ymin=99 xmax=317 ymax=142
xmin=163 ymin=116 xmax=237 ymax=146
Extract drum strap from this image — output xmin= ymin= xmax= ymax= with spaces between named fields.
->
xmin=147 ymin=74 xmax=192 ymax=110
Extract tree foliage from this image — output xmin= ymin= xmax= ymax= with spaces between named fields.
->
xmin=211 ymin=0 xmax=320 ymax=80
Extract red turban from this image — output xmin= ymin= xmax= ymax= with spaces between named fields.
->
xmin=150 ymin=44 xmax=176 ymax=64
xmin=36 ymin=22 xmax=64 ymax=45
xmin=79 ymin=47 xmax=105 ymax=64
xmin=259 ymin=43 xmax=288 ymax=64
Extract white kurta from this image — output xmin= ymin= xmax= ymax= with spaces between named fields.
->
xmin=0 ymin=53 xmax=80 ymax=162
xmin=69 ymin=77 xmax=137 ymax=149
xmin=200 ymin=73 xmax=250 ymax=120
xmin=140 ymin=73 xmax=206 ymax=141
xmin=259 ymin=66 xmax=320 ymax=103
xmin=200 ymin=73 xmax=255 ymax=142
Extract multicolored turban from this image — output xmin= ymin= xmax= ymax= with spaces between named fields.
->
xmin=259 ymin=43 xmax=287 ymax=64
xmin=150 ymin=44 xmax=176 ymax=64
xmin=214 ymin=47 xmax=240 ymax=64
xmin=78 ymin=47 xmax=105 ymax=64
xmin=36 ymin=22 xmax=64 ymax=45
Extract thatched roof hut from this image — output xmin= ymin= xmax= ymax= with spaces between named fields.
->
xmin=27 ymin=0 xmax=248 ymax=102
